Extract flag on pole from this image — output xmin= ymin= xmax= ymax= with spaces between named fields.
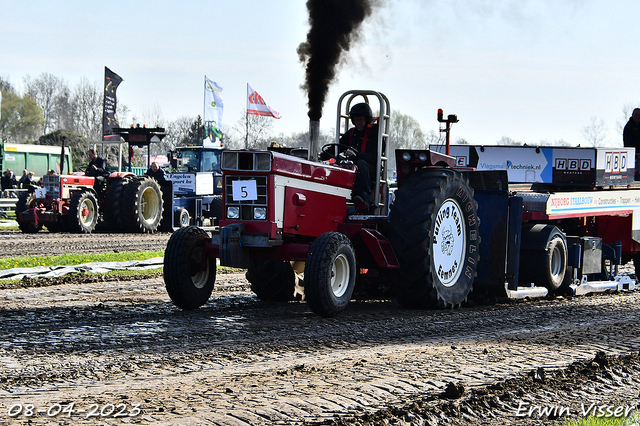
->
xmin=204 ymin=77 xmax=224 ymax=144
xmin=102 ymin=67 xmax=124 ymax=141
xmin=247 ymin=84 xmax=281 ymax=119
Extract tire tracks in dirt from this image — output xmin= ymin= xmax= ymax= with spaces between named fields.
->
xmin=0 ymin=272 xmax=639 ymax=425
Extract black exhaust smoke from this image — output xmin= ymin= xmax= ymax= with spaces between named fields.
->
xmin=297 ymin=0 xmax=377 ymax=121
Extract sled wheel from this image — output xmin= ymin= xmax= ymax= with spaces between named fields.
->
xmin=164 ymin=226 xmax=216 ymax=309
xmin=304 ymin=232 xmax=356 ymax=317
xmin=520 ymin=224 xmax=567 ymax=292
xmin=389 ymin=168 xmax=480 ymax=309
xmin=174 ymin=208 xmax=190 ymax=228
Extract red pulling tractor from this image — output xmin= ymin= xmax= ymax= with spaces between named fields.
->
xmin=164 ymin=90 xmax=638 ymax=317
xmin=16 ymin=127 xmax=166 ymax=234
xmin=16 ymin=172 xmax=162 ymax=234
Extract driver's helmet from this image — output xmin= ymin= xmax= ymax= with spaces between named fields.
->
xmin=349 ymin=102 xmax=373 ymax=125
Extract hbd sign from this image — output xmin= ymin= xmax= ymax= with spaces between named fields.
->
xmin=604 ymin=152 xmax=627 ymax=173
xmin=555 ymin=158 xmax=592 ymax=171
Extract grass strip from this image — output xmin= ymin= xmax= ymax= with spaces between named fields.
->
xmin=0 ymin=251 xmax=164 ymax=271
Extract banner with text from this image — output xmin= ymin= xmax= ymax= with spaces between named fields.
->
xmin=102 ymin=67 xmax=124 ymax=141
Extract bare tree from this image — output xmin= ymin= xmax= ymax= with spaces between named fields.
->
xmin=617 ymin=103 xmax=638 ymax=137
xmin=131 ymin=103 xmax=165 ymax=129
xmin=389 ymin=112 xmax=424 ymax=149
xmin=497 ymin=136 xmax=520 ymax=145
xmin=55 ymin=84 xmax=73 ymax=131
xmin=387 ymin=111 xmax=426 ymax=171
xmin=164 ymin=116 xmax=198 ymax=151
xmin=23 ymin=73 xmax=69 ymax=134
xmin=582 ymin=116 xmax=609 ymax=147
xmin=231 ymin=110 xmax=274 ymax=149
xmin=70 ymin=78 xmax=102 ymax=142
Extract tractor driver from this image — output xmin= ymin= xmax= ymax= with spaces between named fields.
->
xmin=85 ymin=148 xmax=109 ymax=193
xmin=339 ymin=102 xmax=379 ymax=205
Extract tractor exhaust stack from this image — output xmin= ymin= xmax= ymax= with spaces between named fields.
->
xmin=309 ymin=119 xmax=320 ymax=162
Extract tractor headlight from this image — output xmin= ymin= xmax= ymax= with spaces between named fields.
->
xmin=402 ymin=151 xmax=412 ymax=162
xmin=253 ymin=207 xmax=267 ymax=220
xmin=418 ymin=152 xmax=428 ymax=162
xmin=227 ymin=206 xmax=240 ymax=219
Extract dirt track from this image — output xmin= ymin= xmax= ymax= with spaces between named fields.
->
xmin=0 ymin=229 xmax=171 ymax=258
xmin=0 ymin=230 xmax=639 ymax=425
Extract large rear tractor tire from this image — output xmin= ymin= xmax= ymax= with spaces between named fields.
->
xmin=15 ymin=192 xmax=42 ymax=233
xmin=519 ymin=224 xmax=567 ymax=292
xmin=103 ymin=177 xmax=131 ymax=232
xmin=246 ymin=260 xmax=298 ymax=301
xmin=304 ymin=232 xmax=357 ymax=317
xmin=67 ymin=191 xmax=99 ymax=234
xmin=122 ymin=177 xmax=163 ymax=233
xmin=164 ymin=226 xmax=216 ymax=309
xmin=389 ymin=168 xmax=480 ymax=309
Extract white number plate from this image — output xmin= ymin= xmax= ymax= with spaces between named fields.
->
xmin=232 ymin=180 xmax=258 ymax=201
xmin=35 ymin=187 xmax=47 ymax=198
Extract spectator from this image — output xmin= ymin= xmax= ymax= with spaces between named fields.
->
xmin=18 ymin=169 xmax=29 ymax=188
xmin=144 ymin=162 xmax=167 ymax=182
xmin=623 ymin=108 xmax=640 ymax=179
xmin=1 ymin=169 xmax=18 ymax=198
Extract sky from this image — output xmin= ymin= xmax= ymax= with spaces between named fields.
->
xmin=1 ymin=0 xmax=640 ymax=147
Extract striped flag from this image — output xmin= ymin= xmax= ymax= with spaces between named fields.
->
xmin=247 ymin=84 xmax=281 ymax=119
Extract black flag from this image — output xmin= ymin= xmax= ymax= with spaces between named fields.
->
xmin=59 ymin=136 xmax=66 ymax=175
xmin=102 ymin=67 xmax=124 ymax=141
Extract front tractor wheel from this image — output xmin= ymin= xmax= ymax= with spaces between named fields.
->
xmin=389 ymin=168 xmax=480 ymax=309
xmin=15 ymin=192 xmax=42 ymax=233
xmin=164 ymin=226 xmax=216 ymax=309
xmin=304 ymin=232 xmax=357 ymax=317
xmin=68 ymin=191 xmax=99 ymax=233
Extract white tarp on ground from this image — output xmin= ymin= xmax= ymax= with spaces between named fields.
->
xmin=0 ymin=257 xmax=163 ymax=281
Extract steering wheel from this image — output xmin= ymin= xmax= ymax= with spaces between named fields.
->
xmin=321 ymin=143 xmax=354 ymax=161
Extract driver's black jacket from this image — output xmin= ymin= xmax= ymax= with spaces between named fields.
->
xmin=85 ymin=157 xmax=109 ymax=177
xmin=144 ymin=167 xmax=167 ymax=182
xmin=623 ymin=117 xmax=640 ymax=150
xmin=339 ymin=123 xmax=379 ymax=167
